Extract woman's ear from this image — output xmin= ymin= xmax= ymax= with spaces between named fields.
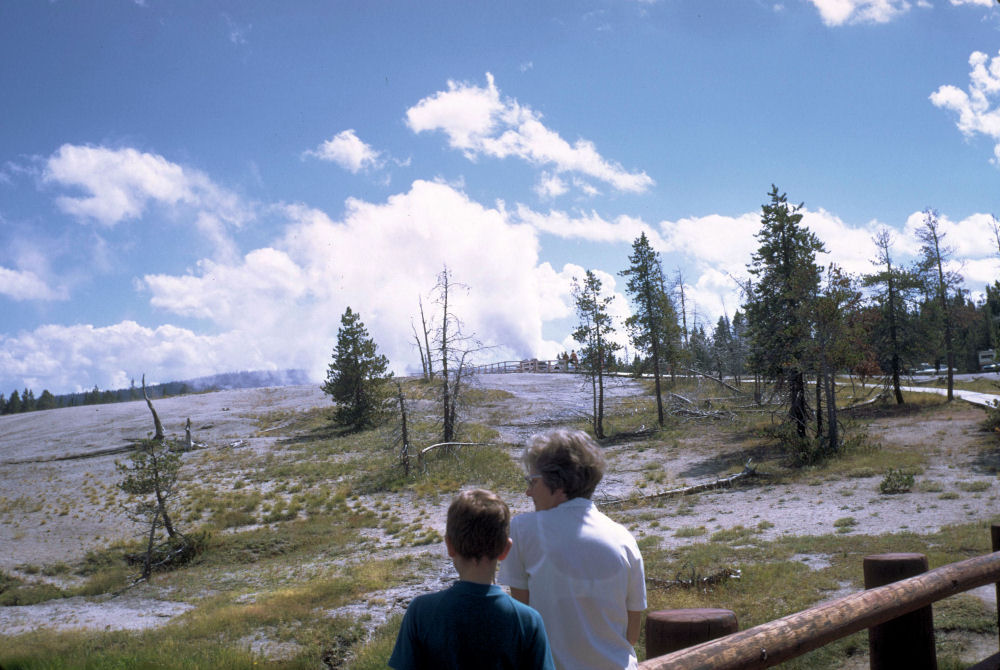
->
xmin=497 ymin=537 xmax=513 ymax=561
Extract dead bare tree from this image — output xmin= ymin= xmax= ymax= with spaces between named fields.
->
xmin=395 ymin=381 xmax=411 ymax=477
xmin=430 ymin=266 xmax=482 ymax=443
xmin=418 ymin=294 xmax=435 ymax=381
xmin=411 ymin=320 xmax=428 ymax=380
xmin=142 ymin=374 xmax=164 ymax=441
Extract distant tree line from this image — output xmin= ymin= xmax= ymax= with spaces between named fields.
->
xmin=0 ymin=379 xmax=193 ymax=416
xmin=0 ymin=369 xmax=311 ymax=417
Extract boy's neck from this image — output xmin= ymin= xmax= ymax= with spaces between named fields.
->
xmin=453 ymin=556 xmax=499 ymax=585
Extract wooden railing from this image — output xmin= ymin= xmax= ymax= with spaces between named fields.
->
xmin=640 ymin=524 xmax=1000 ymax=669
xmin=468 ymin=359 xmax=578 ymax=374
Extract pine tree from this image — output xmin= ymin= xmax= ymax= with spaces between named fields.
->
xmin=745 ymin=186 xmax=824 ymax=439
xmin=36 ymin=389 xmax=57 ymax=411
xmin=573 ymin=270 xmax=620 ymax=439
xmin=915 ymin=209 xmax=962 ymax=401
xmin=116 ymin=438 xmax=184 ymax=578
xmin=863 ymin=228 xmax=922 ymax=404
xmin=620 ymin=232 xmax=680 ymax=427
xmin=322 ymin=307 xmax=392 ymax=431
xmin=6 ymin=389 xmax=22 ymax=414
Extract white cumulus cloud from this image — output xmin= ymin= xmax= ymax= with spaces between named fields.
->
xmin=0 ymin=321 xmax=263 ymax=394
xmin=41 ymin=144 xmax=252 ymax=261
xmin=807 ymin=0 xmax=912 ymax=26
xmin=406 ymin=73 xmax=654 ymax=195
xmin=305 ymin=129 xmax=383 ymax=173
xmin=141 ymin=179 xmax=574 ymax=382
xmin=0 ymin=266 xmax=65 ymax=301
xmin=931 ymin=50 xmax=1000 ymax=163
xmin=515 ymin=205 xmax=665 ymax=247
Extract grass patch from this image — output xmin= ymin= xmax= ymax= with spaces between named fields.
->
xmin=675 ymin=526 xmax=706 ymax=538
xmin=833 ymin=517 xmax=857 ymax=533
xmin=956 ymin=480 xmax=991 ymax=493
xmin=346 ymin=612 xmax=404 ymax=670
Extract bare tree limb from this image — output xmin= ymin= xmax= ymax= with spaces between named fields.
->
xmin=142 ymin=374 xmax=164 ymax=441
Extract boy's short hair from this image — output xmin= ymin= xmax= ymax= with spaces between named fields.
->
xmin=446 ymin=489 xmax=510 ymax=562
xmin=522 ymin=429 xmax=606 ymax=500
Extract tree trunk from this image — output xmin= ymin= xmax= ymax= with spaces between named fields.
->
xmin=419 ymin=295 xmax=434 ymax=381
xmin=396 ymin=382 xmax=410 ymax=477
xmin=815 ymin=371 xmax=823 ymax=438
xmin=142 ymin=374 xmax=164 ymax=441
xmin=825 ymin=364 xmax=838 ymax=452
xmin=143 ymin=508 xmax=160 ymax=579
xmin=790 ymin=370 xmax=807 ymax=438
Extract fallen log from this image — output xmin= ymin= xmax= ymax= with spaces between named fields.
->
xmin=647 ymin=567 xmax=742 ymax=592
xmin=599 ymin=460 xmax=758 ymax=508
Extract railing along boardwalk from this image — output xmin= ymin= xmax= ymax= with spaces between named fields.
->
xmin=640 ymin=523 xmax=1000 ymax=669
xmin=469 ymin=359 xmax=578 ymax=374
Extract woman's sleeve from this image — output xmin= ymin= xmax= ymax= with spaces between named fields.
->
xmin=626 ymin=544 xmax=647 ymax=611
xmin=497 ymin=516 xmax=530 ymax=589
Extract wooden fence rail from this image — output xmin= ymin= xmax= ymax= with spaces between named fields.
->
xmin=639 ymin=525 xmax=1000 ymax=669
xmin=468 ymin=359 xmax=578 ymax=374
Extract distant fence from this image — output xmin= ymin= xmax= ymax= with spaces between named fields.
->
xmin=639 ymin=523 xmax=1000 ymax=669
xmin=469 ymin=359 xmax=579 ymax=374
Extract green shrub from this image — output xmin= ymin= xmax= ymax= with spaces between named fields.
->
xmin=879 ymin=469 xmax=914 ymax=494
xmin=983 ymin=400 xmax=1000 ymax=434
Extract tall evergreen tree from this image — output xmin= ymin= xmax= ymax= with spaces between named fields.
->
xmin=811 ymin=266 xmax=863 ymax=453
xmin=322 ymin=307 xmax=392 ymax=431
xmin=620 ymin=232 xmax=679 ymax=427
xmin=573 ymin=270 xmax=620 ymax=439
xmin=36 ymin=389 xmax=57 ymax=411
xmin=863 ymin=228 xmax=922 ymax=404
xmin=729 ymin=311 xmax=749 ymax=386
xmin=6 ymin=389 xmax=22 ymax=414
xmin=916 ymin=209 xmax=962 ymax=400
xmin=745 ymin=186 xmax=824 ymax=439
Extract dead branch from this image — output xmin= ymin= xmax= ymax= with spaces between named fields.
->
xmin=599 ymin=459 xmax=758 ymax=509
xmin=142 ymin=374 xmax=164 ymax=441
xmin=840 ymin=389 xmax=890 ymax=413
xmin=672 ymin=407 xmax=735 ymax=421
xmin=670 ymin=392 xmax=694 ymax=405
xmin=418 ymin=441 xmax=490 ymax=457
xmin=683 ymin=367 xmax=745 ymax=394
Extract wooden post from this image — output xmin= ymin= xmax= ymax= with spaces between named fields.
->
xmin=646 ymin=609 xmax=738 ymax=658
xmin=993 ymin=523 xmax=1000 ymax=651
xmin=864 ymin=553 xmax=936 ymax=670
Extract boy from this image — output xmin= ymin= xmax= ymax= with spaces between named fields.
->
xmin=389 ymin=488 xmax=555 ymax=670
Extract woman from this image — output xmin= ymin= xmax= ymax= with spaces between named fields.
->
xmin=498 ymin=429 xmax=646 ymax=670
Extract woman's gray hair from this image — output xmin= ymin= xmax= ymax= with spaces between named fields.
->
xmin=522 ymin=429 xmax=606 ymax=500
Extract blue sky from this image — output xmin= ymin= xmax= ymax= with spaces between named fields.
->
xmin=2 ymin=0 xmax=1000 ymax=394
